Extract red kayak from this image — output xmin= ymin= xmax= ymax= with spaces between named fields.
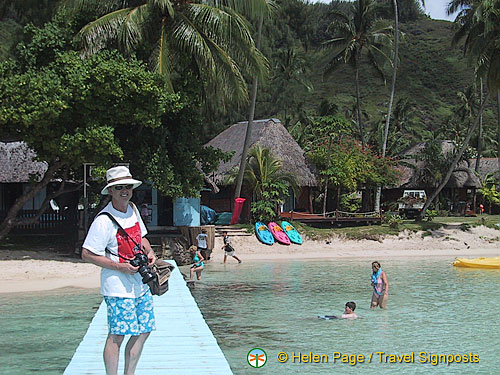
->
xmin=268 ymin=221 xmax=291 ymax=245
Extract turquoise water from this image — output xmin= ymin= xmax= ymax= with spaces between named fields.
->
xmin=191 ymin=257 xmax=500 ymax=374
xmin=0 ymin=288 xmax=101 ymax=375
xmin=2 ymin=257 xmax=500 ymax=374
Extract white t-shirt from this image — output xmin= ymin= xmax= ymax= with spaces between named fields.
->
xmin=196 ymin=233 xmax=208 ymax=249
xmin=83 ymin=202 xmax=149 ymax=298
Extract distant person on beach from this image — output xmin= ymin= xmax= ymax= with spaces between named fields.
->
xmin=222 ymin=231 xmax=242 ymax=264
xmin=190 ymin=245 xmax=205 ymax=281
xmin=196 ymin=228 xmax=209 ymax=260
xmin=371 ymin=261 xmax=389 ymax=309
xmin=81 ymin=166 xmax=156 ymax=375
xmin=341 ymin=301 xmax=358 ymax=319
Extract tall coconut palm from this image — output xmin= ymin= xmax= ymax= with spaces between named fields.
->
xmin=323 ymin=0 xmax=393 ymax=150
xmin=233 ymin=0 xmax=275 ymax=201
xmin=65 ymin=0 xmax=269 ymax=108
xmin=419 ymin=0 xmax=500 ymax=219
xmin=374 ymin=0 xmax=425 ymax=212
xmin=448 ymin=0 xmax=500 ymax=173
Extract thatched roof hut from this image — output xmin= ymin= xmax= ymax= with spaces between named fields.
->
xmin=205 ymin=118 xmax=317 ymax=187
xmin=394 ymin=141 xmax=481 ymax=189
xmin=0 ymin=141 xmax=47 ymax=183
xmin=469 ymin=158 xmax=500 ymax=181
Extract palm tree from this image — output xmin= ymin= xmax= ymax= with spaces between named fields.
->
xmin=323 ymin=0 xmax=393 ymax=150
xmin=233 ymin=0 xmax=275 ymax=201
xmin=242 ymin=145 xmax=298 ymax=200
xmin=448 ymin=0 xmax=500 ymax=175
xmin=227 ymin=144 xmax=297 ymax=221
xmin=375 ymin=0 xmax=425 ymax=212
xmin=418 ymin=0 xmax=500 ymax=219
xmin=65 ymin=0 xmax=269 ymax=108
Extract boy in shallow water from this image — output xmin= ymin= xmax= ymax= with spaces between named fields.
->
xmin=320 ymin=301 xmax=358 ymax=320
xmin=341 ymin=301 xmax=358 ymax=319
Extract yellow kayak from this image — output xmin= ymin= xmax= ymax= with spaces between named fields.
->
xmin=453 ymin=257 xmax=500 ymax=269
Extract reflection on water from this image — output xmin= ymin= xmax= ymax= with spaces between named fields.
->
xmin=191 ymin=257 xmax=500 ymax=374
xmin=0 ymin=288 xmax=101 ymax=375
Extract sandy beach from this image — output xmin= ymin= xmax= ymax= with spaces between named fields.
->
xmin=2 ymin=225 xmax=499 ymax=294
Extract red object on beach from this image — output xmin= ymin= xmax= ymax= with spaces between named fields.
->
xmin=230 ymin=198 xmax=246 ymax=225
xmin=268 ymin=221 xmax=291 ymax=245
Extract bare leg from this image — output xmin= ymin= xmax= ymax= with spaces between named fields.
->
xmin=190 ymin=267 xmax=194 ymax=280
xmin=196 ymin=269 xmax=202 ymax=280
xmin=104 ymin=334 xmax=124 ymax=375
xmin=224 ymin=254 xmax=227 ymax=264
xmin=124 ymin=332 xmax=151 ymax=375
xmin=233 ymin=256 xmax=241 ymax=263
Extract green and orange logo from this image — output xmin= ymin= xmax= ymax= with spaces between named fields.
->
xmin=247 ymin=348 xmax=267 ymax=368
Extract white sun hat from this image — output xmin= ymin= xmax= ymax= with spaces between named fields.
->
xmin=101 ymin=166 xmax=142 ymax=195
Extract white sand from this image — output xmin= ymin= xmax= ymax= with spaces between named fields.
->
xmin=2 ymin=225 xmax=498 ymax=294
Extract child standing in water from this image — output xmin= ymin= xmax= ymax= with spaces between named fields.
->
xmin=371 ymin=261 xmax=389 ymax=309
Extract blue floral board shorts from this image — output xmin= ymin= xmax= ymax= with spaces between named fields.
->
xmin=104 ymin=290 xmax=156 ymax=336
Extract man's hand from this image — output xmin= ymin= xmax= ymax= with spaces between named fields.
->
xmin=119 ymin=262 xmax=139 ymax=275
xmin=146 ymin=249 xmax=156 ymax=265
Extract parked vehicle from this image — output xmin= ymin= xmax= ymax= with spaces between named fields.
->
xmin=398 ymin=190 xmax=427 ymax=218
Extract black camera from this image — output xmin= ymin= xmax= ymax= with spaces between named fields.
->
xmin=129 ymin=252 xmax=155 ymax=284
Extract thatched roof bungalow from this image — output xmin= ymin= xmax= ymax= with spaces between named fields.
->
xmin=393 ymin=141 xmax=481 ymax=189
xmin=203 ymin=118 xmax=318 ymax=219
xmin=469 ymin=158 xmax=500 ymax=181
xmin=384 ymin=141 xmax=483 ymax=213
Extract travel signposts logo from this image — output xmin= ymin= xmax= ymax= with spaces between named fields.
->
xmin=248 ymin=348 xmax=267 ymax=368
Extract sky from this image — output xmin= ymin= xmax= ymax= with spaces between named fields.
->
xmin=313 ymin=0 xmax=458 ymax=21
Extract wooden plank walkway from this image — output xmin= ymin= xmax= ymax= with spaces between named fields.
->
xmin=64 ymin=260 xmax=232 ymax=375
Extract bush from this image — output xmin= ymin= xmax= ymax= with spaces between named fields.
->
xmin=425 ymin=209 xmax=438 ymax=221
xmin=385 ymin=214 xmax=404 ymax=229
xmin=251 ymin=200 xmax=278 ymax=223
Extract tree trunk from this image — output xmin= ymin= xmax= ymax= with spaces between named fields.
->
xmin=497 ymin=89 xmax=500 ymax=174
xmin=375 ymin=0 xmax=399 ymax=213
xmin=355 ymin=50 xmax=365 ymax=149
xmin=0 ymin=161 xmax=63 ymax=240
xmin=419 ymin=92 xmax=490 ymax=220
xmin=475 ymin=78 xmax=483 ymax=172
xmin=234 ymin=14 xmax=264 ymax=200
xmin=322 ymin=136 xmax=333 ymax=216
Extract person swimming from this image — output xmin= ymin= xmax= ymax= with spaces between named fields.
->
xmin=319 ymin=301 xmax=358 ymax=320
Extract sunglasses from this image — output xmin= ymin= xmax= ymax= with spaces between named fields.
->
xmin=112 ymin=184 xmax=133 ymax=190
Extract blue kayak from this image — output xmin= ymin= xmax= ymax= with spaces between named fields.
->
xmin=281 ymin=221 xmax=303 ymax=244
xmin=255 ymin=222 xmax=274 ymax=245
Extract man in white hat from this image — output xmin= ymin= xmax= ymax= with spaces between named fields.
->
xmin=81 ymin=166 xmax=156 ymax=375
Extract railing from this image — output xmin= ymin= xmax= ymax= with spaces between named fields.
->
xmin=0 ymin=210 xmax=77 ymax=232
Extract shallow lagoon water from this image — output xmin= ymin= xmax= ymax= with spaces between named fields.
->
xmin=192 ymin=257 xmax=500 ymax=374
xmin=2 ymin=257 xmax=500 ymax=374
xmin=0 ymin=288 xmax=101 ymax=375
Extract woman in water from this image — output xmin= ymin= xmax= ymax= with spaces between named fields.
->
xmin=370 ymin=261 xmax=389 ymax=309
xmin=190 ymin=245 xmax=205 ymax=281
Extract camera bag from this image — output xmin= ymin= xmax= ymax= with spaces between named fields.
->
xmin=98 ymin=209 xmax=175 ymax=296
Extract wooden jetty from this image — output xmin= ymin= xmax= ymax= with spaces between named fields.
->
xmin=64 ymin=260 xmax=232 ymax=375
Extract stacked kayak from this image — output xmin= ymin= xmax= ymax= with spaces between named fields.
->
xmin=268 ymin=222 xmax=291 ymax=245
xmin=281 ymin=221 xmax=303 ymax=245
xmin=255 ymin=221 xmax=274 ymax=245
xmin=254 ymin=221 xmax=304 ymax=245
xmin=453 ymin=257 xmax=500 ymax=269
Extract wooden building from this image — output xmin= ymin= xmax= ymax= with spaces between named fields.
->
xmin=203 ymin=118 xmax=318 ymax=222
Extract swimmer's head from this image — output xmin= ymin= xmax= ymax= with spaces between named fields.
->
xmin=345 ymin=301 xmax=356 ymax=312
xmin=371 ymin=261 xmax=381 ymax=271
